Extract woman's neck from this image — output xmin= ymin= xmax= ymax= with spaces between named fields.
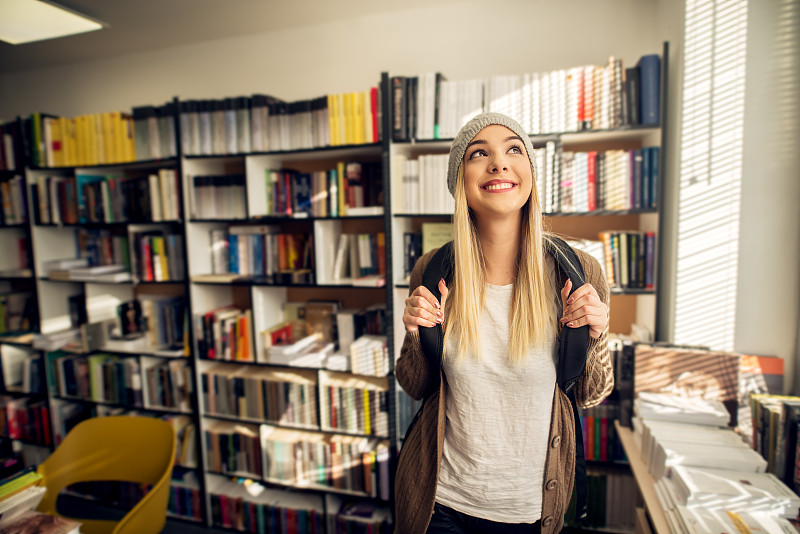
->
xmin=476 ymin=216 xmax=521 ymax=286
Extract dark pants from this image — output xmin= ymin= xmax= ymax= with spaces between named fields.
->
xmin=426 ymin=502 xmax=543 ymax=534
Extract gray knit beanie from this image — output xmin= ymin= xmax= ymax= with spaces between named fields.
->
xmin=447 ymin=112 xmax=536 ymax=197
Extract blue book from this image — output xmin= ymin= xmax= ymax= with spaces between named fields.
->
xmin=637 ymin=54 xmax=661 ymax=125
xmin=228 ymin=234 xmax=238 ymax=274
xmin=649 ymin=146 xmax=660 ymax=209
xmin=640 ymin=148 xmax=650 ymax=209
xmin=294 ymin=172 xmax=312 ymax=215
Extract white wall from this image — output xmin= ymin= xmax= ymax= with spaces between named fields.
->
xmin=0 ymin=0 xmax=664 ymax=118
xmin=737 ymin=0 xmax=800 ymax=392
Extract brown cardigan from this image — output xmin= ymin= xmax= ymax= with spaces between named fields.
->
xmin=394 ymin=246 xmax=614 ymax=534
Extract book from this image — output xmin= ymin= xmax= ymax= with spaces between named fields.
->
xmin=0 ymin=509 xmax=81 ymax=533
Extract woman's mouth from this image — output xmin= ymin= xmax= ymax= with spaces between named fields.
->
xmin=482 ymin=182 xmax=517 ymax=192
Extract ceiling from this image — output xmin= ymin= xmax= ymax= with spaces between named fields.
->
xmin=0 ymin=0 xmax=459 ymax=76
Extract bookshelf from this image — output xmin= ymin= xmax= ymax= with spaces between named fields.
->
xmin=615 ymin=422 xmax=669 ymax=534
xmin=0 ymin=147 xmax=48 ymax=468
xmin=1 ymin=41 xmax=669 ymax=531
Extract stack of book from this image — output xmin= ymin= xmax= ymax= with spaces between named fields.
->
xmin=632 ymin=395 xmax=766 ymax=480
xmin=656 ymin=465 xmax=800 ymax=517
xmin=0 ymin=466 xmax=46 ymax=528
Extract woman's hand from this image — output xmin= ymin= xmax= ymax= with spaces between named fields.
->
xmin=560 ymin=279 xmax=608 ymax=339
xmin=403 ymin=278 xmax=448 ymax=332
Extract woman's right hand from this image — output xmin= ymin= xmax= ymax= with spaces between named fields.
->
xmin=403 ymin=278 xmax=448 ymax=332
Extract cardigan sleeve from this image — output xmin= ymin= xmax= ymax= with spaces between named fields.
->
xmin=573 ymin=248 xmax=614 ymax=409
xmin=394 ymin=248 xmax=440 ymax=401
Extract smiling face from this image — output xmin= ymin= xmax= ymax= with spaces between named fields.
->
xmin=461 ymin=124 xmax=533 ymax=221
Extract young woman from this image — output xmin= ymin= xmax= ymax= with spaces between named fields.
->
xmin=394 ymin=113 xmax=613 ymax=534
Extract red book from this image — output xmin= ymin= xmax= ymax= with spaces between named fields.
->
xmin=370 ymin=87 xmax=379 ymax=143
xmin=142 ymin=237 xmax=154 ymax=281
xmin=587 ymin=151 xmax=597 ymax=212
xmin=585 ymin=416 xmax=595 ymax=461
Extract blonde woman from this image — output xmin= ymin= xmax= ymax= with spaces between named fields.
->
xmin=394 ymin=113 xmax=613 ymax=534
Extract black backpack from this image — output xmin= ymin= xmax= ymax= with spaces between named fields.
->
xmin=415 ymin=235 xmax=590 ymax=520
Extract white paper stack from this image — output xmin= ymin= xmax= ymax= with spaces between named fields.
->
xmin=634 ymin=392 xmax=731 ymax=426
xmin=671 ymin=506 xmax=797 ymax=534
xmin=664 ymin=466 xmax=800 ymax=517
xmin=650 ymin=438 xmax=767 ymax=480
xmin=635 ymin=418 xmax=747 ymax=468
xmin=267 ymin=334 xmax=333 ymax=368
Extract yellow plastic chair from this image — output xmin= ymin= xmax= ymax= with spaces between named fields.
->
xmin=36 ymin=415 xmax=177 ymax=534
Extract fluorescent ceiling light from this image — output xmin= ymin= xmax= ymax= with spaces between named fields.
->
xmin=0 ymin=0 xmax=106 ymax=45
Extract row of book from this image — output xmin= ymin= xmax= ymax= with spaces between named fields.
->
xmin=319 ymin=372 xmax=389 ymax=437
xmin=144 ymin=358 xmax=192 ymax=412
xmin=45 ymin=351 xmax=192 ymax=412
xmin=0 ymin=176 xmax=26 ymax=225
xmin=564 ymin=472 xmax=638 ymax=531
xmin=132 ymin=231 xmax=186 ymax=282
xmin=131 ymin=102 xmax=179 ymax=162
xmin=208 ymin=227 xmax=313 ymax=281
xmin=207 ymin=476 xmax=391 ymax=533
xmin=25 ymin=111 xmax=138 ymax=168
xmin=190 ymin=174 xmax=246 ymax=220
xmin=569 ymin=232 xmax=656 ymax=291
xmin=201 ymin=364 xmax=319 ymax=429
xmin=749 ymin=393 xmax=800 ymax=489
xmin=0 ymin=292 xmax=37 ymax=334
xmin=260 ymin=426 xmax=390 ymax=498
xmin=168 ymin=468 xmax=203 ymax=522
xmin=0 ymin=350 xmax=43 ymax=395
xmin=31 ymin=171 xmax=180 ymax=225
xmin=327 ymin=232 xmax=386 ymax=285
xmin=0 ymin=396 xmax=50 ymax=446
xmin=559 ymin=147 xmax=659 ymax=213
xmin=579 ymin=403 xmax=626 ymax=463
xmin=264 ymin=161 xmax=383 ymax=218
xmin=180 ymin=89 xmax=380 ymax=157
xmin=195 ymin=307 xmax=255 ymax=362
xmin=393 ymin=153 xmax=456 ymax=215
xmin=205 ymin=421 xmax=391 ymax=499
xmin=390 ymin=54 xmax=660 ymax=141
xmin=0 ymin=120 xmax=24 ymax=171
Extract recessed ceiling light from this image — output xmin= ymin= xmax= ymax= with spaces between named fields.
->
xmin=0 ymin=0 xmax=106 ymax=45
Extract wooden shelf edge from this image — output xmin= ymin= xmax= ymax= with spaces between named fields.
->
xmin=614 ymin=422 xmax=671 ymax=534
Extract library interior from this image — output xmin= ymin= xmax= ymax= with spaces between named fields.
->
xmin=0 ymin=0 xmax=798 ymax=533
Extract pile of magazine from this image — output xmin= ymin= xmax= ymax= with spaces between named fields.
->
xmin=633 ymin=393 xmax=799 ymax=534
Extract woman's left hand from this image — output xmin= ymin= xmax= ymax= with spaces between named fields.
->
xmin=559 ymin=279 xmax=608 ymax=339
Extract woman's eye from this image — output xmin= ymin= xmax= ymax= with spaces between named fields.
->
xmin=468 ymin=149 xmax=486 ymax=159
xmin=508 ymin=145 xmax=523 ymax=154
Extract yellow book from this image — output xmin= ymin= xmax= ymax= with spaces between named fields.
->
xmin=337 ymin=160 xmax=347 ymax=216
xmin=110 ymin=111 xmax=123 ymax=163
xmin=50 ymin=117 xmax=64 ymax=167
xmin=344 ymin=92 xmax=356 ymax=145
xmin=93 ymin=113 xmax=104 ymax=165
xmin=327 ymin=94 xmax=338 ymax=146
xmin=336 ymin=93 xmax=346 ymax=146
xmin=363 ymin=389 xmax=371 ymax=435
xmin=59 ymin=117 xmax=72 ymax=167
xmin=101 ymin=112 xmax=115 ymax=163
xmin=76 ymin=115 xmax=87 ymax=166
xmin=355 ymin=91 xmax=366 ymax=145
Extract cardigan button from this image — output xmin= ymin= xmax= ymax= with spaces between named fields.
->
xmin=542 ymin=516 xmax=554 ymax=528
xmin=546 ymin=479 xmax=558 ymax=491
xmin=551 ymin=435 xmax=561 ymax=448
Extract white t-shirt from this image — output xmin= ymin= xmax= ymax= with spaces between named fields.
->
xmin=435 ymin=282 xmax=557 ymax=523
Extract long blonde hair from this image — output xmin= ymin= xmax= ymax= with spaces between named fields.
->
xmin=442 ymin=163 xmax=557 ymax=364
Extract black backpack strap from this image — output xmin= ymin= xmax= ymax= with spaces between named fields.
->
xmin=418 ymin=242 xmax=454 ymax=397
xmin=545 ymin=235 xmax=590 ymax=394
xmin=546 ymin=235 xmax=590 ymax=521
